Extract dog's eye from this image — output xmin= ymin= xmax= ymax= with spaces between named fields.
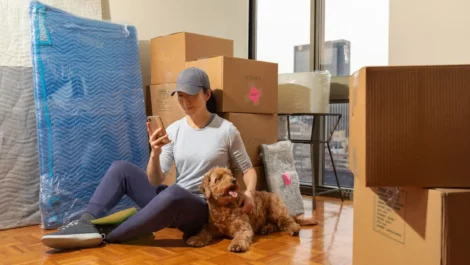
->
xmin=215 ymin=175 xmax=222 ymax=182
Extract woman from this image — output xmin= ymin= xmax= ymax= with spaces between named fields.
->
xmin=41 ymin=67 xmax=257 ymax=249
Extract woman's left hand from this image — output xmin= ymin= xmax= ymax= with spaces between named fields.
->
xmin=239 ymin=190 xmax=255 ymax=213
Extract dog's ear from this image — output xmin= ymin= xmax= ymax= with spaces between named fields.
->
xmin=200 ymin=170 xmax=212 ymax=199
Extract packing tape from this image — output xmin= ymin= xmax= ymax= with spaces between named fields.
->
xmin=377 ymin=187 xmax=401 ymax=205
xmin=351 ymin=70 xmax=359 ymax=116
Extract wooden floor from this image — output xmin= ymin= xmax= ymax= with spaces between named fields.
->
xmin=0 ymin=196 xmax=352 ymax=265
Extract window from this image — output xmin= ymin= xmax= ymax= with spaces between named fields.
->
xmin=319 ymin=0 xmax=389 ymax=189
xmin=254 ymin=0 xmax=389 ymax=193
xmin=320 ymin=0 xmax=389 ymax=76
xmin=256 ymin=0 xmax=311 ymax=74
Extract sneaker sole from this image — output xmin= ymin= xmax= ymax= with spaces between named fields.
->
xmin=41 ymin=233 xmax=103 ymax=249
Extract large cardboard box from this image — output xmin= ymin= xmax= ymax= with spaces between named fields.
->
xmin=186 ymin=56 xmax=278 ymax=114
xmin=353 ymin=176 xmax=469 ymax=265
xmin=149 ymin=84 xmax=185 ymax=127
xmin=221 ymin=113 xmax=278 ymax=167
xmin=349 ymin=65 xmax=470 ymax=187
xmin=232 ymin=166 xmax=268 ymax=191
xmin=151 ymin=32 xmax=233 ymax=85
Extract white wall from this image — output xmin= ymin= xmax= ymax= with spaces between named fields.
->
xmin=389 ymin=0 xmax=470 ymax=65
xmin=1 ymin=0 xmax=102 ymax=67
xmin=103 ymin=0 xmax=249 ymax=87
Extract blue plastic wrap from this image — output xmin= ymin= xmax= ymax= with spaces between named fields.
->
xmin=29 ymin=2 xmax=149 ymax=229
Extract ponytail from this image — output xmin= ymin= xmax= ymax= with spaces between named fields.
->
xmin=204 ymin=88 xmax=217 ymax=113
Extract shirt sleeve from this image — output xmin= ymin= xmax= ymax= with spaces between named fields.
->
xmin=228 ymin=125 xmax=253 ymax=173
xmin=159 ymin=124 xmax=176 ymax=176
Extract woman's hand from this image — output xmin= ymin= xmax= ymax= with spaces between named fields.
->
xmin=146 ymin=122 xmax=170 ymax=156
xmin=239 ymin=190 xmax=255 ymax=213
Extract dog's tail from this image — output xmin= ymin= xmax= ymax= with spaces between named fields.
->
xmin=294 ymin=214 xmax=319 ymax=226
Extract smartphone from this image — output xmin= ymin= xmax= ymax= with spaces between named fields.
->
xmin=147 ymin=115 xmax=170 ymax=144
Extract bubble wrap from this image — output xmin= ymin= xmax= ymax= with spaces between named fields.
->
xmin=260 ymin=140 xmax=304 ymax=216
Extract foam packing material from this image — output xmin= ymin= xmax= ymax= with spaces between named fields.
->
xmin=260 ymin=140 xmax=304 ymax=217
xmin=30 ymin=2 xmax=149 ymax=229
xmin=0 ymin=0 xmax=101 ymax=230
xmin=278 ymin=71 xmax=331 ymax=114
xmin=1 ymin=0 xmax=102 ymax=67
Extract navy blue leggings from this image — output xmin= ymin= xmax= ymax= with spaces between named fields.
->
xmin=85 ymin=161 xmax=208 ymax=243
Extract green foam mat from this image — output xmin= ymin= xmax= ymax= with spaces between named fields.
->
xmin=91 ymin=207 xmax=138 ymax=225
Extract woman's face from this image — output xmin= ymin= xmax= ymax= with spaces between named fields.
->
xmin=177 ymin=89 xmax=210 ymax=115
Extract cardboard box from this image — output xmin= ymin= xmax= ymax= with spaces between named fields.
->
xmin=186 ymin=56 xmax=278 ymax=114
xmin=151 ymin=32 xmax=233 ymax=85
xmin=353 ymin=176 xmax=469 ymax=265
xmin=144 ymin=85 xmax=152 ymax=116
xmin=232 ymin=166 xmax=268 ymax=191
xmin=221 ymin=113 xmax=278 ymax=167
xmin=149 ymin=84 xmax=185 ymax=127
xmin=349 ymin=65 xmax=470 ymax=187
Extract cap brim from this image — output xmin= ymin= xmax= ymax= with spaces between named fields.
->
xmin=170 ymin=83 xmax=202 ymax=96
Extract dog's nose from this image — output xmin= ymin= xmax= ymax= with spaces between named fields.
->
xmin=231 ymin=178 xmax=236 ymax=184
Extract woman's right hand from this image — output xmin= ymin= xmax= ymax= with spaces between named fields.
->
xmin=146 ymin=122 xmax=171 ymax=156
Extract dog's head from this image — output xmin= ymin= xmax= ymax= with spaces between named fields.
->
xmin=200 ymin=167 xmax=239 ymax=204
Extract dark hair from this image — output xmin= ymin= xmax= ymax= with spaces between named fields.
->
xmin=203 ymin=87 xmax=217 ymax=113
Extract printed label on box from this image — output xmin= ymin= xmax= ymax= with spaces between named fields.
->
xmin=156 ymin=88 xmax=171 ymax=112
xmin=373 ymin=187 xmax=407 ymax=244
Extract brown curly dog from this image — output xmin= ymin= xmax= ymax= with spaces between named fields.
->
xmin=185 ymin=167 xmax=301 ymax=253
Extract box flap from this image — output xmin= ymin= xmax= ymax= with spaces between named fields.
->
xmin=360 ymin=65 xmax=470 ymax=187
xmin=441 ymin=191 xmax=470 ymax=265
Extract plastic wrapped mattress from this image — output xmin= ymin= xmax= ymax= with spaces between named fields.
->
xmin=30 ymin=2 xmax=149 ymax=229
xmin=0 ymin=0 xmax=102 ymax=230
xmin=0 ymin=66 xmax=42 ymax=230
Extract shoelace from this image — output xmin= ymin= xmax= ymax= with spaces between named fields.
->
xmin=58 ymin=220 xmax=80 ymax=230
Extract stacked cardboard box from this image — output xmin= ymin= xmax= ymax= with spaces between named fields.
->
xmin=349 ymin=65 xmax=470 ymax=265
xmin=149 ymin=32 xmax=233 ymax=185
xmin=186 ymin=56 xmax=278 ymax=184
xmin=149 ymin=32 xmax=278 ymax=189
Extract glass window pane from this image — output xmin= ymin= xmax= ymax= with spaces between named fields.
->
xmin=323 ymin=103 xmax=354 ymax=188
xmin=322 ymin=0 xmax=389 ymax=76
xmin=256 ymin=0 xmax=311 ymax=74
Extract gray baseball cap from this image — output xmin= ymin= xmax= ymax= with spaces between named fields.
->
xmin=171 ymin=67 xmax=210 ymax=96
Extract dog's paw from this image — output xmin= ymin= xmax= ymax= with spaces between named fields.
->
xmin=288 ymin=223 xmax=301 ymax=236
xmin=259 ymin=224 xmax=277 ymax=235
xmin=228 ymin=240 xmax=250 ymax=253
xmin=186 ymin=236 xmax=205 ymax=248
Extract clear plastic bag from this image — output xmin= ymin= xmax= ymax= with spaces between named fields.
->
xmin=278 ymin=70 xmax=331 ymax=114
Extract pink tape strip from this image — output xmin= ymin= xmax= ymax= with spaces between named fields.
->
xmin=249 ymin=86 xmax=261 ymax=104
xmin=282 ymin=172 xmax=292 ymax=186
